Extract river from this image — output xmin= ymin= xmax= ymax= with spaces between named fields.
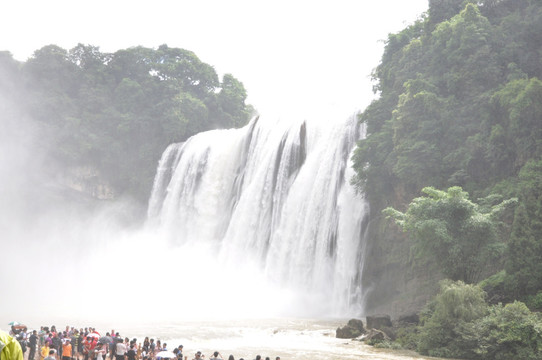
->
xmin=103 ymin=318 xmax=435 ymax=360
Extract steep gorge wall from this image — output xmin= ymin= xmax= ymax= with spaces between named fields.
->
xmin=361 ymin=212 xmax=442 ymax=318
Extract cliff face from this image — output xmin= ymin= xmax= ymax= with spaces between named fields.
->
xmin=362 ymin=213 xmax=442 ymax=318
xmin=56 ymin=165 xmax=116 ymax=200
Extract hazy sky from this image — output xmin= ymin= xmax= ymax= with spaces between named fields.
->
xmin=2 ymin=0 xmax=428 ymax=121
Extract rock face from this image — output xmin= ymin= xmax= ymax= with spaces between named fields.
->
xmin=361 ymin=215 xmax=442 ymax=318
xmin=336 ymin=319 xmax=366 ymax=339
xmin=365 ymin=329 xmax=390 ymax=342
xmin=57 ymin=165 xmax=115 ymax=200
xmin=366 ymin=314 xmax=392 ymax=330
xmin=397 ymin=313 xmax=420 ymax=325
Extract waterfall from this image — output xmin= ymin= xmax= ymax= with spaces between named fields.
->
xmin=147 ymin=115 xmax=369 ymax=316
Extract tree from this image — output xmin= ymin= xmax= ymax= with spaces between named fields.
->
xmin=475 ymin=301 xmax=542 ymax=359
xmin=417 ymin=280 xmax=488 ymax=358
xmin=4 ymin=44 xmax=253 ymax=203
xmin=384 ymin=186 xmax=516 ymax=283
xmin=506 ymin=158 xmax=542 ymax=297
xmin=211 ymin=73 xmax=250 ymax=128
xmin=416 ymin=281 xmax=542 ymax=359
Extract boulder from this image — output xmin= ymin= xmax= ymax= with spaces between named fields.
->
xmin=365 ymin=329 xmax=390 ymax=342
xmin=366 ymin=314 xmax=392 ymax=330
xmin=346 ymin=319 xmax=365 ymax=332
xmin=336 ymin=318 xmax=365 ymax=339
xmin=397 ymin=313 xmax=419 ymax=325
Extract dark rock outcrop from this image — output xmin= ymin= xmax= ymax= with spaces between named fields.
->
xmin=366 ymin=314 xmax=392 ymax=330
xmin=397 ymin=313 xmax=419 ymax=325
xmin=365 ymin=329 xmax=390 ymax=342
xmin=336 ymin=318 xmax=365 ymax=339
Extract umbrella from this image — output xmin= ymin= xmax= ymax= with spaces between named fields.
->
xmin=87 ymin=333 xmax=100 ymax=339
xmin=99 ymin=336 xmax=112 ymax=344
xmin=8 ymin=321 xmax=20 ymax=326
xmin=156 ymin=351 xmax=178 ymax=359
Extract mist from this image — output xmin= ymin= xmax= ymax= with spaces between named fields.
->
xmin=0 ymin=95 xmax=333 ymax=329
xmin=0 ymin=54 xmax=370 ymax=332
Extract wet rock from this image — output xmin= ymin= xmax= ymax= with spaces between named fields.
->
xmin=397 ymin=313 xmax=419 ymax=325
xmin=365 ymin=329 xmax=390 ymax=342
xmin=366 ymin=314 xmax=392 ymax=330
xmin=336 ymin=318 xmax=365 ymax=339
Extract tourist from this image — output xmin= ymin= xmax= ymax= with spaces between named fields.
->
xmin=40 ymin=341 xmax=49 ymax=360
xmin=155 ymin=340 xmax=161 ymax=353
xmin=71 ymin=330 xmax=81 ymax=360
xmin=126 ymin=344 xmax=136 ymax=360
xmin=209 ymin=352 xmax=221 ymax=360
xmin=83 ymin=337 xmax=92 ymax=360
xmin=149 ymin=340 xmax=155 ymax=358
xmin=77 ymin=333 xmax=84 ymax=360
xmin=123 ymin=338 xmax=130 ymax=357
xmin=192 ymin=351 xmax=203 ymax=360
xmin=28 ymin=330 xmax=38 ymax=360
xmin=61 ymin=340 xmax=72 ymax=360
xmin=100 ymin=333 xmax=112 ymax=359
xmin=115 ymin=337 xmax=126 ymax=360
xmin=52 ymin=334 xmax=62 ymax=360
xmin=44 ymin=350 xmax=56 ymax=360
xmin=140 ymin=345 xmax=148 ymax=360
xmin=45 ymin=334 xmax=53 ymax=348
xmin=173 ymin=345 xmax=183 ymax=360
xmin=109 ymin=334 xmax=117 ymax=360
xmin=94 ymin=343 xmax=106 ymax=360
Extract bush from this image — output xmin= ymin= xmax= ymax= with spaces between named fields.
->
xmin=526 ymin=292 xmax=542 ymax=310
xmin=416 ymin=281 xmax=542 ymax=359
xmin=478 ymin=270 xmax=515 ymax=304
xmin=396 ymin=324 xmax=419 ymax=350
xmin=417 ymin=280 xmax=488 ymax=358
xmin=475 ymin=301 xmax=542 ymax=360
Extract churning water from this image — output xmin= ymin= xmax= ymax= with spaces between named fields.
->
xmin=146 ymin=115 xmax=369 ymax=318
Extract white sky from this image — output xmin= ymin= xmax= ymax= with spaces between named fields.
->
xmin=1 ymin=0 xmax=428 ymax=121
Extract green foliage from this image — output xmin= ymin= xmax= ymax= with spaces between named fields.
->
xmin=354 ymin=0 xmax=542 ymax=309
xmin=506 ymin=158 xmax=542 ymax=296
xmin=491 ymin=77 xmax=542 ymax=167
xmin=384 ymin=186 xmax=515 ymax=283
xmin=395 ymin=325 xmax=419 ymax=350
xmin=417 ymin=280 xmax=488 ymax=358
xmin=354 ymin=1 xmax=542 ymax=196
xmin=526 ymin=292 xmax=542 ymax=311
xmin=368 ymin=339 xmax=402 ymax=350
xmin=0 ymin=44 xmax=252 ymax=202
xmin=474 ymin=301 xmax=542 ymax=360
xmin=415 ymin=281 xmax=542 ymax=359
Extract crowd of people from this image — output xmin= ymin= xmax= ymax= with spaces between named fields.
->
xmin=7 ymin=325 xmax=282 ymax=360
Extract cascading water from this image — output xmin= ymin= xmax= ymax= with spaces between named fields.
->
xmin=147 ymin=115 xmax=369 ymax=317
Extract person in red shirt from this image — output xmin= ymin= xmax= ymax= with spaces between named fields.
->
xmin=83 ymin=337 xmax=92 ymax=360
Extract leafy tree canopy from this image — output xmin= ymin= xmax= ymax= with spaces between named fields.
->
xmin=384 ymin=186 xmax=516 ymax=283
xmin=0 ymin=44 xmax=253 ymax=203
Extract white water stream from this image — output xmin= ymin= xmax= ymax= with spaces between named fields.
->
xmin=147 ymin=115 xmax=369 ymax=317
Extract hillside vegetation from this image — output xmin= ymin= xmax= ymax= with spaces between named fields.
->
xmin=0 ymin=44 xmax=252 ymax=203
xmin=353 ymin=0 xmax=542 ymax=357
